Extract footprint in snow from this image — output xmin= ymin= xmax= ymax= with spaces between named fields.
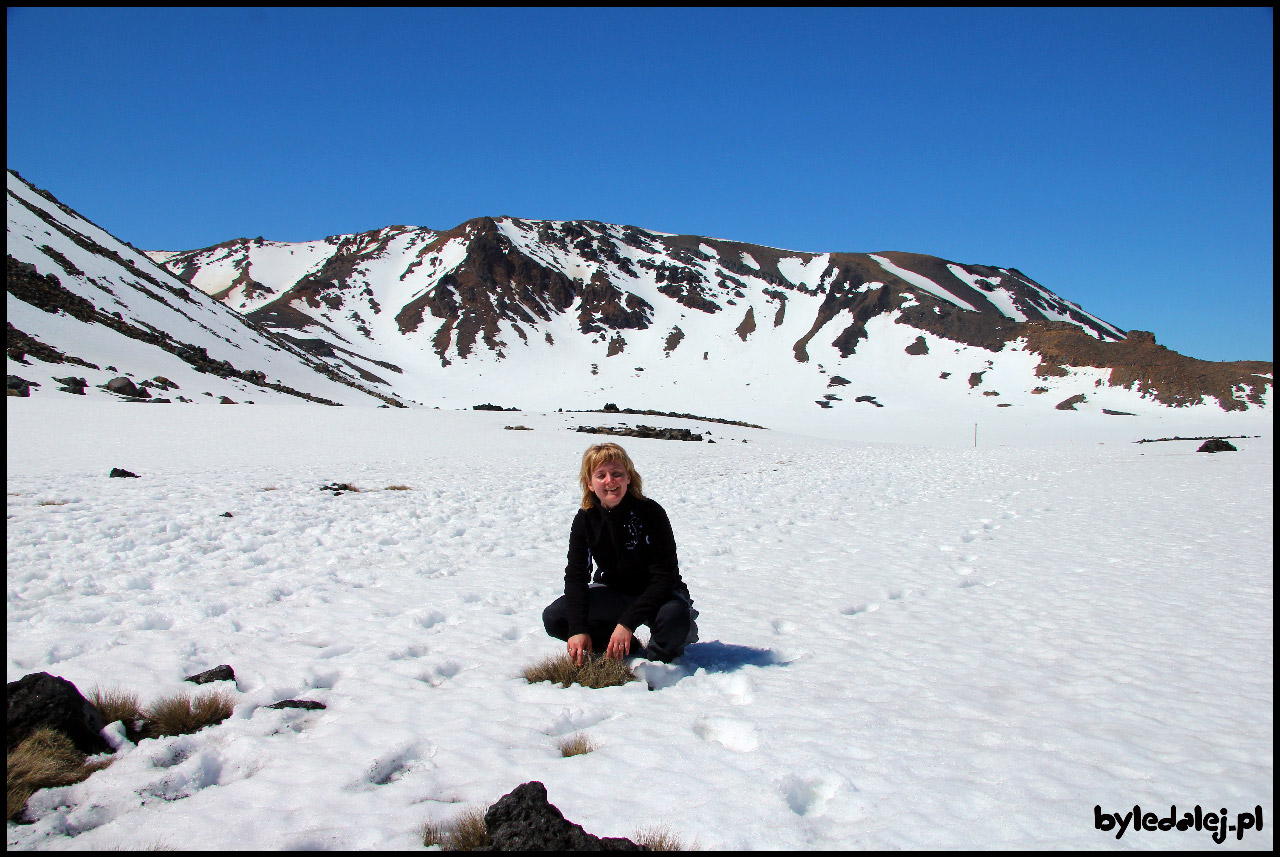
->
xmin=361 ymin=742 xmax=424 ymax=787
xmin=389 ymin=644 xmax=430 ymax=660
xmin=779 ymin=771 xmax=846 ymax=816
xmin=839 ymin=603 xmax=879 ymax=616
xmin=415 ymin=611 xmax=450 ymax=630
xmin=417 ymin=660 xmax=461 ymax=687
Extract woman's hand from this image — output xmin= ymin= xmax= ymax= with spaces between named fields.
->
xmin=605 ymin=624 xmax=634 ymax=660
xmin=567 ymin=633 xmax=592 ymax=666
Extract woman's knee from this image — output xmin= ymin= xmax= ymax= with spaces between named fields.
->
xmin=542 ymin=598 xmax=569 ymax=640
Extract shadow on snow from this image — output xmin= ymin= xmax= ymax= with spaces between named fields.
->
xmin=679 ymin=640 xmax=793 ymax=672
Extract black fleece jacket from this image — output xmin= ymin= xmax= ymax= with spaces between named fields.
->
xmin=563 ymin=493 xmax=690 ymax=637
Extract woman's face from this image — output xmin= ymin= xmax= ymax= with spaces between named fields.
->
xmin=591 ymin=459 xmax=630 ymax=509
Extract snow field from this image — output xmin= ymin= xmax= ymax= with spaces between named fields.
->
xmin=6 ymin=400 xmax=1272 ymax=850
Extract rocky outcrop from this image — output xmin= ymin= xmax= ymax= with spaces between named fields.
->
xmin=1021 ymin=324 xmax=1270 ymax=410
xmin=483 ymin=781 xmax=642 ymax=851
xmin=575 ymin=424 xmax=705 ymax=442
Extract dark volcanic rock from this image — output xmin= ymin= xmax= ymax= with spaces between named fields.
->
xmin=106 ymin=376 xmax=149 ymax=398
xmin=7 ymin=672 xmax=110 ymax=755
xmin=54 ymin=376 xmax=87 ymax=394
xmin=8 ymin=374 xmax=34 ymax=396
xmin=1197 ymin=438 xmax=1238 ymax=453
xmin=185 ymin=665 xmax=236 ymax=685
xmin=109 ymin=467 xmax=139 ymax=478
xmin=266 ymin=699 xmax=326 ymax=710
xmin=1055 ymin=394 xmax=1087 ymax=411
xmin=483 ymin=781 xmax=642 ymax=851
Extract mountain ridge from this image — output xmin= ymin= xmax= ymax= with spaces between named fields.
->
xmin=151 ymin=213 xmax=1269 ymax=415
xmin=7 ymin=167 xmax=1271 ymax=426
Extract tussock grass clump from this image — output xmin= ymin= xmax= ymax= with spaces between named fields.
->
xmin=523 ymin=653 xmax=637 ymax=689
xmin=7 ymin=727 xmax=112 ymax=822
xmin=384 ymin=484 xmax=412 ymax=491
xmin=635 ymin=825 xmax=698 ymax=850
xmin=422 ymin=807 xmax=492 ymax=850
xmin=142 ymin=690 xmax=235 ymax=738
xmin=99 ymin=840 xmax=177 ymax=851
xmin=91 ymin=685 xmax=142 ymax=729
xmin=557 ymin=732 xmax=598 ymax=757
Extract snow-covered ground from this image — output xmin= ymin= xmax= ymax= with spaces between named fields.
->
xmin=6 ymin=399 xmax=1273 ymax=850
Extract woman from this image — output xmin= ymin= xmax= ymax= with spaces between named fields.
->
xmin=542 ymin=442 xmax=697 ymax=665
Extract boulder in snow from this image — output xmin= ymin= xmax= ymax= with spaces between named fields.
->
xmin=6 ymin=672 xmax=111 ymax=756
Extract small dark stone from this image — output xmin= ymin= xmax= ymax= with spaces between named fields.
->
xmin=220 ymin=512 xmax=234 ymax=517
xmin=1197 ymin=438 xmax=1237 ymax=453
xmin=109 ymin=467 xmax=139 ymax=478
xmin=484 ymin=781 xmax=642 ymax=851
xmin=6 ymin=672 xmax=110 ymax=755
xmin=266 ymin=699 xmax=326 ymax=710
xmin=185 ymin=665 xmax=235 ymax=685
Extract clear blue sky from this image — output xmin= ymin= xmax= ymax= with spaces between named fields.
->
xmin=7 ymin=8 xmax=1273 ymax=362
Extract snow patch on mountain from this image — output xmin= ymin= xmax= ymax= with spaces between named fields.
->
xmin=777 ymin=254 xmax=831 ymax=291
xmin=872 ymin=254 xmax=978 ymax=311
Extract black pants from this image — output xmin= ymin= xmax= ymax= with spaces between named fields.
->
xmin=542 ymin=586 xmax=696 ymax=661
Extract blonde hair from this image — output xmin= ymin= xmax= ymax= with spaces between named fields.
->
xmin=579 ymin=442 xmax=644 ymax=509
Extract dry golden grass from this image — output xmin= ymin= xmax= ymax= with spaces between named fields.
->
xmin=7 ymin=727 xmax=112 ymax=822
xmin=522 ymin=653 xmax=637 ymax=689
xmin=384 ymin=485 xmax=412 ymax=491
xmin=142 ymin=690 xmax=235 ymax=738
xmin=37 ymin=500 xmax=68 ymax=506
xmin=556 ymin=732 xmax=598 ymax=757
xmin=422 ymin=807 xmax=491 ymax=850
xmin=90 ymin=685 xmax=142 ymax=728
xmin=635 ymin=825 xmax=698 ymax=850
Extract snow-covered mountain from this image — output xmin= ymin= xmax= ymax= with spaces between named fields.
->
xmin=152 ymin=214 xmax=1271 ymax=426
xmin=8 ymin=167 xmax=1271 ymax=430
xmin=6 ymin=170 xmax=400 ymax=407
